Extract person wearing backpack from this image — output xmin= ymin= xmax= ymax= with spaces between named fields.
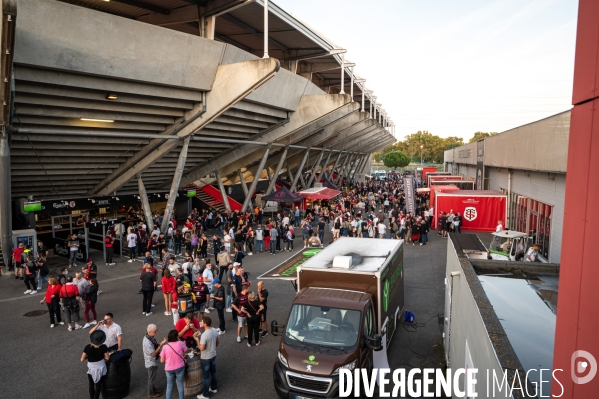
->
xmin=60 ymin=275 xmax=82 ymax=331
xmin=23 ymin=254 xmax=38 ymax=294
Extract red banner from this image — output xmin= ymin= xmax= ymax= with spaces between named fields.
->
xmin=434 ymin=193 xmax=507 ymax=232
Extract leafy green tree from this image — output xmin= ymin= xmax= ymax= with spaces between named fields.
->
xmin=469 ymin=131 xmax=498 ymax=143
xmin=383 ymin=151 xmax=410 ymax=169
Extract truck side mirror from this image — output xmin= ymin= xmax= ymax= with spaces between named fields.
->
xmin=365 ymin=334 xmax=383 ymax=351
xmin=271 ymin=320 xmax=285 ymax=336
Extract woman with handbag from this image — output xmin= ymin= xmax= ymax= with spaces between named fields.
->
xmin=160 ymin=329 xmax=190 ymax=399
xmin=243 ymin=291 xmax=264 ymax=347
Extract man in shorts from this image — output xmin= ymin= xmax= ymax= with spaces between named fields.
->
xmin=232 ymin=283 xmax=249 ymax=343
xmin=192 ymin=276 xmax=210 ymax=323
xmin=12 ymin=242 xmax=25 ymax=279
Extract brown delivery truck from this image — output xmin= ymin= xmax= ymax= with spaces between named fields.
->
xmin=268 ymin=238 xmax=404 ymax=398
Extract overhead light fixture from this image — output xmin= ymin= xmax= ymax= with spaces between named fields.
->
xmin=81 ymin=118 xmax=114 ymax=123
xmin=106 ymin=94 xmax=118 ymax=100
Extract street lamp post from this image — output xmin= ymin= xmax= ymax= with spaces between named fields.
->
xmin=420 ymin=145 xmax=424 ymax=182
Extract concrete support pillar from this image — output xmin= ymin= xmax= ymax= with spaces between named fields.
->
xmin=0 ymin=129 xmax=12 ymax=268
xmin=263 ymin=0 xmax=269 ymax=58
xmin=241 ymin=144 xmax=271 ymax=213
xmin=215 ymin=169 xmax=231 ymax=212
xmin=339 ymin=53 xmax=345 ymax=94
xmin=336 ymin=153 xmax=351 ymax=184
xmin=320 ymin=150 xmax=333 ymax=180
xmin=346 ymin=154 xmax=359 ymax=181
xmin=307 ymin=149 xmax=325 ymax=187
xmin=161 ymin=136 xmax=191 ymax=232
xmin=137 ymin=174 xmax=154 ymax=232
xmin=265 ymin=167 xmax=273 ymax=184
xmin=238 ymin=170 xmax=249 ymax=197
xmin=299 ymin=173 xmax=307 ymax=189
xmin=291 ymin=148 xmax=310 ymax=192
xmin=329 ymin=151 xmax=343 ymax=179
xmin=266 ymin=145 xmax=289 ymax=195
xmin=350 ymin=155 xmax=364 ymax=181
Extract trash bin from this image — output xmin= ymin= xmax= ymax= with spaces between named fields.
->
xmin=184 ymin=355 xmax=203 ymax=398
xmin=102 ymin=352 xmax=132 ymax=399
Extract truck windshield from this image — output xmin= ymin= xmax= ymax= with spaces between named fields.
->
xmin=284 ymin=304 xmax=361 ymax=353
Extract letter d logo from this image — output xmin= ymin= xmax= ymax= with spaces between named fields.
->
xmin=571 ymin=350 xmax=597 ymax=384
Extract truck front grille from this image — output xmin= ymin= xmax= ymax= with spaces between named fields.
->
xmin=286 ymin=371 xmax=331 ymax=394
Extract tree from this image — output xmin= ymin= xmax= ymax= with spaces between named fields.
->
xmin=383 ymin=151 xmax=410 ymax=169
xmin=469 ymin=131 xmax=498 ymax=143
xmin=373 ymin=151 xmax=383 ymax=163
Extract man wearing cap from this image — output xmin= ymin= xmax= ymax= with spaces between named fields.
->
xmin=211 ymin=278 xmax=226 ymax=335
xmin=192 ymin=276 xmax=210 ymax=323
xmin=89 ymin=312 xmax=123 ymax=352
xmin=525 ymin=243 xmax=541 ymax=262
xmin=202 ymin=262 xmax=215 ymax=312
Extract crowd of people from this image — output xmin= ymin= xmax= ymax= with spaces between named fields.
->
xmin=11 ymin=171 xmax=534 ymax=399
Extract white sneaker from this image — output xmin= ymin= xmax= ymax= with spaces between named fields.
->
xmin=50 ymin=324 xmax=55 ymax=328
xmin=58 ymin=322 xmax=65 ymax=325
xmin=90 ymin=320 xmax=97 ymax=325
xmin=109 ymin=263 xmax=116 ymax=265
xmin=197 ymin=394 xmax=209 ymax=399
xmin=218 ymin=330 xmax=225 ymax=335
xmin=24 ymin=290 xmax=31 ymax=294
xmin=226 ymin=308 xmax=232 ymax=313
xmin=151 ymin=304 xmax=155 ymax=307
xmin=237 ymin=336 xmax=241 ymax=343
xmin=82 ymin=323 xmax=91 ymax=329
xmin=420 ymin=243 xmax=423 ymax=246
xmin=209 ymin=388 xmax=218 ymax=393
xmin=143 ymin=312 xmax=146 ymax=315
xmin=68 ymin=326 xmax=73 ymax=331
xmin=164 ymin=311 xmax=170 ymax=316
xmin=146 ymin=312 xmax=153 ymax=316
xmin=30 ymin=290 xmax=37 ymax=295
xmin=128 ymin=259 xmax=133 ymax=263
xmin=204 ymin=309 xmax=210 ymax=313
xmin=75 ymin=324 xmax=82 ymax=329
xmin=248 ymin=252 xmax=253 ymax=256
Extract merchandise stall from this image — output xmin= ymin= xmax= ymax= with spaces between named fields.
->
xmin=434 ymin=190 xmax=507 ymax=232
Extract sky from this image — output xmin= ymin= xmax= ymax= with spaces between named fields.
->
xmin=274 ymin=0 xmax=579 ymax=141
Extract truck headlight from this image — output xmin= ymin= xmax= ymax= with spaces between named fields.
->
xmin=278 ymin=351 xmax=289 ymax=368
xmin=332 ymin=360 xmax=356 ymax=375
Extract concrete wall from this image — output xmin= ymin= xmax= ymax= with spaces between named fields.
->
xmin=16 ymin=0 xmax=224 ymax=90
xmin=445 ymin=240 xmax=508 ymax=399
xmin=484 ymin=111 xmax=570 ymax=173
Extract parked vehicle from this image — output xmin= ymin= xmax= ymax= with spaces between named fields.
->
xmin=270 ymin=238 xmax=405 ymax=398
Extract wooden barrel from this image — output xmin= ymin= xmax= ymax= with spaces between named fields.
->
xmin=184 ymin=355 xmax=203 ymax=398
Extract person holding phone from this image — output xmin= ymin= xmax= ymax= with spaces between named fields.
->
xmin=143 ymin=324 xmax=167 ymax=398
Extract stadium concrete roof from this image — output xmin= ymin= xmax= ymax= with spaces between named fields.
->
xmin=7 ymin=0 xmax=394 ymax=199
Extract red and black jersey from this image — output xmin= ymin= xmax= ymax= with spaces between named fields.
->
xmin=192 ymin=282 xmax=209 ymax=303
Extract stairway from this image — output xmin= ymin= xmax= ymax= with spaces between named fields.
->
xmin=189 ymin=182 xmax=243 ymax=212
xmin=196 ymin=189 xmax=226 ymax=213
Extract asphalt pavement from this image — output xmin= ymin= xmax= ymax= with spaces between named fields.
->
xmin=0 ymin=227 xmax=448 ymax=399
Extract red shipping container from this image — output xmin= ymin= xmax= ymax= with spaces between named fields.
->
xmin=429 ymin=184 xmax=460 ymax=212
xmin=422 ymin=167 xmax=438 ymax=181
xmin=434 ymin=190 xmax=507 ymax=232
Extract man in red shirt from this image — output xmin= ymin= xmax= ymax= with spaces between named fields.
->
xmin=59 ymin=276 xmax=82 ymax=331
xmin=192 ymin=276 xmax=210 ymax=323
xmin=12 ymin=242 xmax=25 ymax=279
xmin=175 ymin=311 xmax=201 ymax=348
xmin=104 ymin=234 xmax=115 ymax=266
